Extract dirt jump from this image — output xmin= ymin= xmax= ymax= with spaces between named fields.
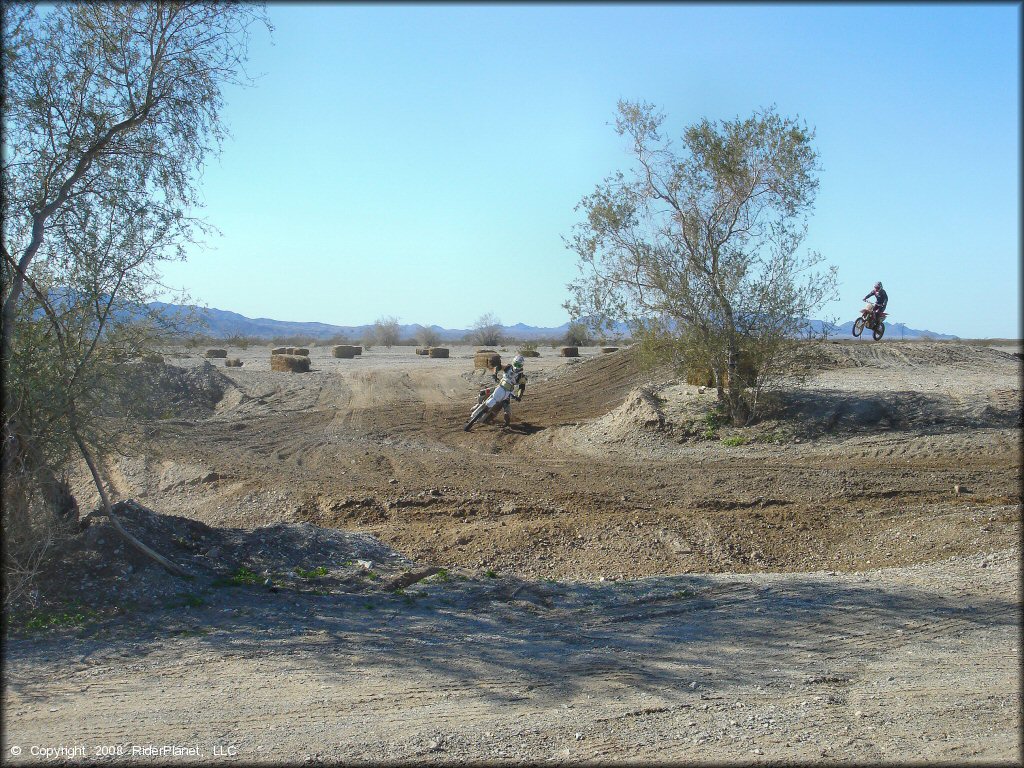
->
xmin=3 ymin=341 xmax=1020 ymax=764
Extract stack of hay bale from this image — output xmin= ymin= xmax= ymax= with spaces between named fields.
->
xmin=473 ymin=349 xmax=501 ymax=371
xmin=270 ymin=346 xmax=311 ymax=373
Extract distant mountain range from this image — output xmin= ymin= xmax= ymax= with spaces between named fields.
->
xmin=147 ymin=302 xmax=958 ymax=342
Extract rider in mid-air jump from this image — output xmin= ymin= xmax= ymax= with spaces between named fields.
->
xmin=863 ymin=281 xmax=888 ymax=324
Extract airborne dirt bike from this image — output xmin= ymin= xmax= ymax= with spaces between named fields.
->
xmin=463 ymin=384 xmax=520 ymax=431
xmin=852 ymin=301 xmax=888 ymax=341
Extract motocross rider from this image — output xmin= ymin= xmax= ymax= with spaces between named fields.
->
xmin=863 ymin=281 xmax=888 ymax=324
xmin=478 ymin=353 xmax=527 ymax=426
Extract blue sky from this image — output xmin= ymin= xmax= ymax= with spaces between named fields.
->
xmin=157 ymin=3 xmax=1020 ymax=338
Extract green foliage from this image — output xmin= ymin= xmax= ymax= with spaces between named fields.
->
xmin=564 ymin=320 xmax=592 ymax=347
xmin=721 ymin=435 xmax=750 ymax=447
xmin=484 ymin=568 xmax=498 ymax=578
xmin=565 ymin=101 xmax=838 ymax=425
xmin=2 ymin=3 xmax=270 ymax=607
xmin=10 ymin=602 xmax=103 ymax=633
xmin=165 ymin=592 xmax=206 ymax=609
xmin=212 ymin=567 xmax=261 ymax=588
xmin=428 ymin=568 xmax=451 ymax=583
xmin=294 ymin=565 xmax=329 ymax=580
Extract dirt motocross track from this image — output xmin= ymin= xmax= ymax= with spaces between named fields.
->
xmin=3 ymin=340 xmax=1021 ymax=764
xmin=106 ymin=341 xmax=1020 ymax=580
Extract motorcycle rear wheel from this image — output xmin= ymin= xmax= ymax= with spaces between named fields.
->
xmin=873 ymin=322 xmax=885 ymax=341
xmin=852 ymin=317 xmax=865 ymax=337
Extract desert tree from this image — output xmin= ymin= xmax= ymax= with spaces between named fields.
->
xmin=368 ymin=315 xmax=400 ymax=348
xmin=563 ymin=320 xmax=592 ymax=347
xmin=414 ymin=324 xmax=440 ymax=348
xmin=470 ymin=312 xmax=503 ymax=347
xmin=565 ymin=101 xmax=837 ymax=424
xmin=1 ymin=2 xmax=270 ymax=600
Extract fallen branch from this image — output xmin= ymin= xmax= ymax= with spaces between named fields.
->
xmin=383 ymin=566 xmax=442 ymax=592
xmin=73 ymin=431 xmax=190 ymax=578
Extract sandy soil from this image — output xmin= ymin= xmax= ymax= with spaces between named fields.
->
xmin=2 ymin=339 xmax=1020 ymax=764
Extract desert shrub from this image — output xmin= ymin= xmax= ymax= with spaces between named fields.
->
xmin=415 ymin=325 xmax=441 ymax=347
xmin=366 ymin=316 xmax=400 ymax=348
xmin=470 ymin=313 xmax=503 ymax=346
xmin=564 ymin=321 xmax=592 ymax=347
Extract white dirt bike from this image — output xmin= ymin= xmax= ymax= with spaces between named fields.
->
xmin=463 ymin=382 xmax=521 ymax=431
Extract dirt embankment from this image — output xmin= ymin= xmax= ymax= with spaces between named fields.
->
xmin=4 ymin=340 xmax=1020 ymax=764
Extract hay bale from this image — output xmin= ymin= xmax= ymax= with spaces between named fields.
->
xmin=270 ymin=354 xmax=310 ymax=373
xmin=271 ymin=347 xmax=288 ymax=355
xmin=332 ymin=345 xmax=356 ymax=359
xmin=353 ymin=346 xmax=362 ymax=355
xmin=427 ymin=347 xmax=449 ymax=358
xmin=293 ymin=347 xmax=309 ymax=356
xmin=225 ymin=358 xmax=243 ymax=367
xmin=601 ymin=347 xmax=619 ymax=354
xmin=415 ymin=347 xmax=430 ymax=355
xmin=560 ymin=346 xmax=579 ymax=357
xmin=474 ymin=351 xmax=502 ymax=370
xmin=520 ymin=349 xmax=540 ymax=358
xmin=205 ymin=348 xmax=228 ymax=358
xmin=143 ymin=353 xmax=164 ymax=364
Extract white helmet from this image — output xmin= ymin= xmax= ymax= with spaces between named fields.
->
xmin=512 ymin=354 xmax=525 ymax=369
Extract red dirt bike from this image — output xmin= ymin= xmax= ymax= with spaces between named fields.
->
xmin=852 ymin=301 xmax=888 ymax=341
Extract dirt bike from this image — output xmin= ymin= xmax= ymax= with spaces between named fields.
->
xmin=463 ymin=384 xmax=520 ymax=431
xmin=852 ymin=301 xmax=888 ymax=341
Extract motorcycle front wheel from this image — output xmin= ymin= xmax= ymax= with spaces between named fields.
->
xmin=464 ymin=404 xmax=486 ymax=431
xmin=852 ymin=317 xmax=865 ymax=337
xmin=873 ymin=322 xmax=885 ymax=341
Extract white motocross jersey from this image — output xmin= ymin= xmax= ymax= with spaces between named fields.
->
xmin=498 ymin=366 xmax=522 ymax=391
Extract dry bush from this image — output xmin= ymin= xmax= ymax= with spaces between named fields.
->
xmin=427 ymin=347 xmax=449 ymax=358
xmin=560 ymin=346 xmax=579 ymax=357
xmin=270 ymin=354 xmax=310 ymax=373
xmin=205 ymin=348 xmax=227 ymax=358
xmin=225 ymin=358 xmax=243 ymax=367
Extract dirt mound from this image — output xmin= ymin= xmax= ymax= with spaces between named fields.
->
xmin=104 ymin=360 xmax=231 ymax=420
xmin=811 ymin=341 xmax=1018 ymax=370
xmin=776 ymin=388 xmax=1023 ymax=435
xmin=525 ymin=346 xmax=665 ymax=424
xmin=574 ymin=387 xmax=667 ymax=445
xmin=24 ymin=501 xmax=415 ymax=613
